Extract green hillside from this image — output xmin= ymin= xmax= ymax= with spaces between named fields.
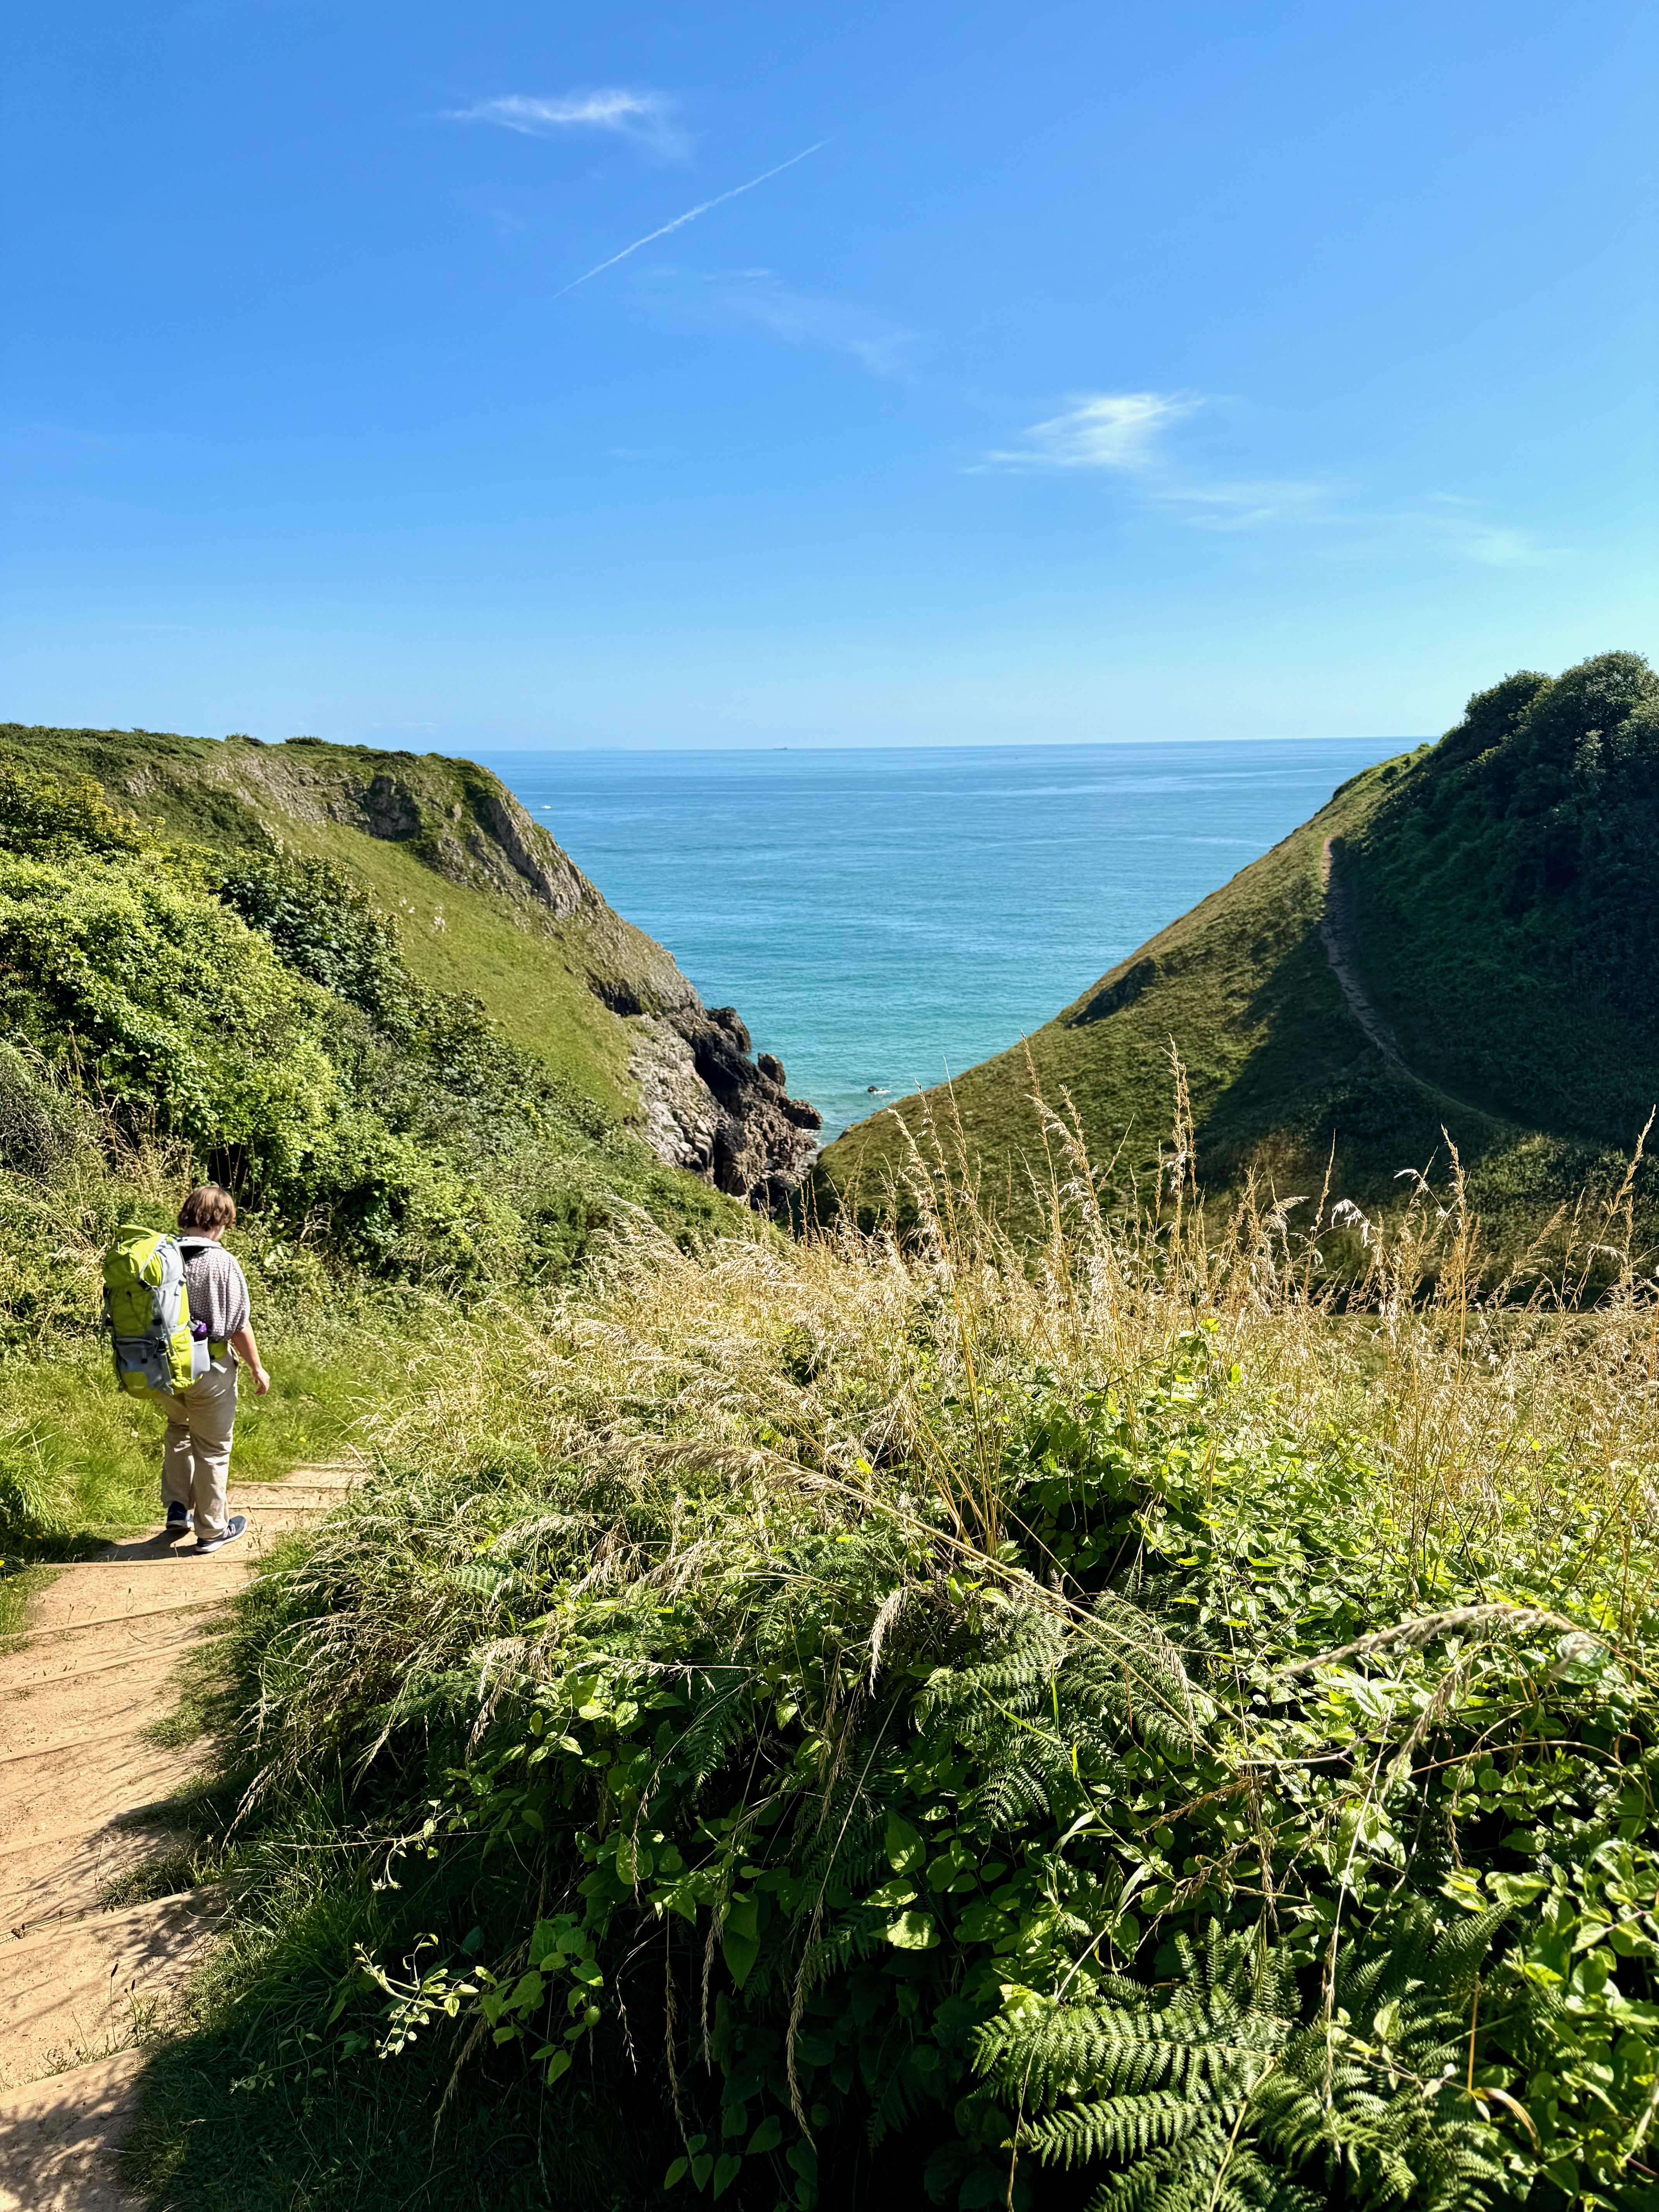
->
xmin=0 ymin=723 xmax=821 ymax=1217
xmin=816 ymin=651 xmax=1658 ymax=1244
xmin=0 ymin=723 xmax=821 ymax=1564
xmin=0 ymin=723 xmax=693 ymax=1113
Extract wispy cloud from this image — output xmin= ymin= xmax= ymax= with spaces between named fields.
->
xmin=551 ymin=142 xmax=829 ymax=301
xmin=1157 ymin=477 xmax=1332 ymax=530
xmin=1451 ymin=524 xmax=1557 ymax=568
xmin=447 ymin=89 xmax=684 ymax=155
xmin=979 ymin=392 xmax=1559 ymax=565
xmin=982 ymin=391 xmax=1199 ymax=472
xmin=657 ymin=268 xmax=910 ymax=375
xmin=1414 ymin=500 xmax=1562 ymax=568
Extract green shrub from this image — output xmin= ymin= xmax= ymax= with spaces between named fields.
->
xmin=1352 ymin=650 xmax=1659 ymax=1143
xmin=148 ymin=1157 xmax=1659 ymax=2211
xmin=0 ymin=767 xmax=730 ymax=1293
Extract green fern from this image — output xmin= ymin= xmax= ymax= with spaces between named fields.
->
xmin=977 ymin=1914 xmax=1511 ymax=2212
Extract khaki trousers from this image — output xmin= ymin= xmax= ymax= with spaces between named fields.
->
xmin=155 ymin=1360 xmax=238 ymax=1540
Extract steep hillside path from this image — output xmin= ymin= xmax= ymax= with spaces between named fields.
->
xmin=0 ymin=1462 xmax=361 ymax=2210
xmin=1317 ymin=837 xmax=1410 ymax=1074
xmin=1318 ymin=836 xmax=1518 ymax=1140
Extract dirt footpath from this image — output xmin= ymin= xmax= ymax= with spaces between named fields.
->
xmin=1318 ymin=836 xmax=1409 ymax=1073
xmin=0 ymin=1465 xmax=359 ymax=2210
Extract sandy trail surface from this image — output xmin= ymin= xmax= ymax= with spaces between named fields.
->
xmin=0 ymin=1464 xmax=360 ymax=2209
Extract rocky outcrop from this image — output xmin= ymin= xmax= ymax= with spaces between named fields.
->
xmin=627 ymin=1006 xmax=822 ymax=1210
xmin=193 ymin=742 xmax=607 ymax=929
xmin=1071 ymin=956 xmax=1158 ymax=1026
xmin=469 ymin=785 xmax=591 ymax=921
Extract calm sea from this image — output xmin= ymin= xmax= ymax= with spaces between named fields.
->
xmin=475 ymin=741 xmax=1400 ymax=1142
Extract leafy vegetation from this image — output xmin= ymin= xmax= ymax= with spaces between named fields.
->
xmin=0 ymin=720 xmax=689 ymax=1113
xmin=125 ymin=1103 xmax=1659 ymax=2210
xmin=0 ymin=759 xmax=730 ymax=1294
xmin=0 ymin=750 xmax=737 ymax=1607
xmin=1348 ymin=652 xmax=1659 ymax=1144
xmin=816 ymin=652 xmax=1659 ymax=1253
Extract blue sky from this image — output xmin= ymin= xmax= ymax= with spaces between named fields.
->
xmin=2 ymin=1 xmax=1654 ymax=747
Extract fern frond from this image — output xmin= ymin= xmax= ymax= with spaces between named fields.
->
xmin=1025 ymin=2088 xmax=1239 ymax=2168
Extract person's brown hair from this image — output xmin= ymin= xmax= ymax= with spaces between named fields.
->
xmin=178 ymin=1184 xmax=236 ymax=1232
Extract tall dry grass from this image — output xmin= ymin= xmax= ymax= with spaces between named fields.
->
xmin=235 ymin=1062 xmax=1659 ymax=1790
xmin=146 ymin=1070 xmax=1659 ymax=2212
xmin=381 ymin=1060 xmax=1658 ymax=1574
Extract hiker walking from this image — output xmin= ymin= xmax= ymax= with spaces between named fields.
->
xmin=159 ymin=1185 xmax=270 ymax=1551
xmin=102 ymin=1183 xmax=270 ymax=1551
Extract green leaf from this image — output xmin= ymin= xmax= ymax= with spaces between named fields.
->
xmin=747 ymin=2115 xmax=783 ymax=2154
xmin=955 ymin=1900 xmax=1012 ymax=1944
xmin=885 ymin=1814 xmax=925 ymax=1876
xmin=1490 ymin=1872 xmax=1550 ymax=1906
xmin=862 ymin=1878 xmax=918 ymax=1910
xmin=722 ymin=1928 xmax=760 ymax=1987
xmin=690 ymin=2154 xmax=714 ymax=2189
xmin=723 ymin=1896 xmax=761 ymax=1988
xmin=884 ymin=1910 xmax=939 ymax=1951
xmin=711 ymin=2153 xmax=742 ymax=2198
xmin=544 ymin=2049 xmax=571 ymax=2085
xmin=663 ymin=2157 xmax=689 ymax=2189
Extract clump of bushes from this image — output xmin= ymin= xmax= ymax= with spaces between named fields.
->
xmin=1352 ymin=648 xmax=1659 ymax=1142
xmin=0 ymin=763 xmax=728 ymax=1296
xmin=136 ymin=1127 xmax=1659 ymax=2212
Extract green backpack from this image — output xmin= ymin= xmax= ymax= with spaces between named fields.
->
xmin=102 ymin=1224 xmax=210 ymax=1397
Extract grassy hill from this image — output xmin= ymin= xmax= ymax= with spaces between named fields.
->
xmin=0 ymin=723 xmax=821 ymax=1212
xmin=0 ymin=720 xmax=827 ymax=1575
xmin=815 ymin=651 xmax=1659 ymax=1247
xmin=0 ymin=723 xmax=672 ymax=1108
xmin=6 ymin=705 xmax=1658 ymax=2212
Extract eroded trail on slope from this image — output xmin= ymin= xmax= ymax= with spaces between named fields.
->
xmin=1318 ymin=836 xmax=1517 ymax=1142
xmin=0 ymin=1463 xmax=361 ymax=2210
xmin=1317 ymin=836 xmax=1410 ymax=1074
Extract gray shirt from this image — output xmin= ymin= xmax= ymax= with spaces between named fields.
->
xmin=179 ymin=1239 xmax=251 ymax=1353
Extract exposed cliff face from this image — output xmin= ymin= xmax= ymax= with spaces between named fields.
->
xmin=1 ymin=723 xmax=822 ymax=1209
xmin=629 ymin=1005 xmax=821 ymax=1209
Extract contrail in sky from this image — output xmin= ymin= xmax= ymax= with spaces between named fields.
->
xmin=551 ymin=141 xmax=830 ymax=300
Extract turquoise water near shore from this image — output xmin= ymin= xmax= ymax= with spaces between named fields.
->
xmin=477 ymin=740 xmax=1403 ymax=1142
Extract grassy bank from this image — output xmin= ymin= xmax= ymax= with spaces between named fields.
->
xmin=123 ymin=1106 xmax=1659 ymax=2212
xmin=817 ymin=652 xmax=1659 ymax=1252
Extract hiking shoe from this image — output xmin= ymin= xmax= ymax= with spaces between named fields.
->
xmin=165 ymin=1502 xmax=191 ymax=1535
xmin=195 ymin=1514 xmax=247 ymax=1555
